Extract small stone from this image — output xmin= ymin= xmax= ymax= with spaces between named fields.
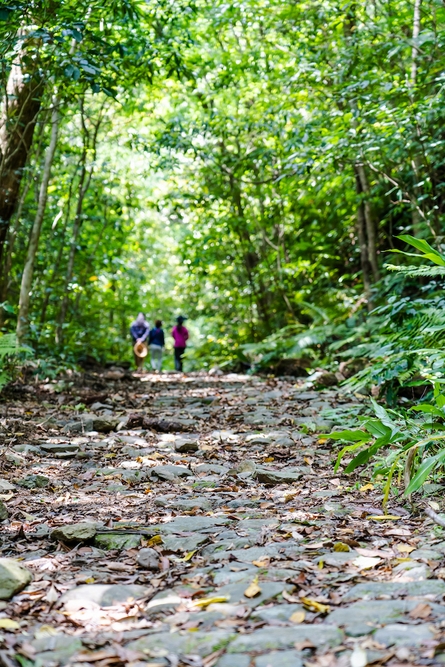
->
xmin=374 ymin=623 xmax=434 ymax=647
xmin=40 ymin=442 xmax=79 ymax=455
xmin=175 ymin=438 xmax=199 ymax=452
xmin=16 ymin=474 xmax=50 ymax=489
xmin=127 ymin=630 xmax=234 ymax=657
xmin=94 ymin=533 xmax=141 ymax=550
xmin=0 ymin=501 xmax=8 ymax=521
xmin=256 ymin=468 xmax=301 ymax=485
xmin=137 ymin=548 xmax=159 ymax=570
xmin=13 ymin=444 xmax=41 ymax=454
xmin=51 ymin=522 xmax=97 ymax=543
xmin=255 ymin=651 xmax=303 ymax=667
xmin=60 ymin=583 xmax=148 ymax=607
xmin=228 ymin=625 xmax=343 ymax=652
xmin=150 ymin=464 xmax=193 ymax=481
xmin=0 ymin=558 xmax=32 ymax=600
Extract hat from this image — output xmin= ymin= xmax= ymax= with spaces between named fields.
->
xmin=176 ymin=315 xmax=187 ymax=324
xmin=133 ymin=341 xmax=148 ymax=358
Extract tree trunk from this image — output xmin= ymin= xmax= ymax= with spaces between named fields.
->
xmin=410 ymin=0 xmax=424 ymax=236
xmin=355 ymin=163 xmax=380 ymax=282
xmin=16 ymin=99 xmax=60 ymax=344
xmin=355 ymin=170 xmax=372 ymax=309
xmin=0 ymin=51 xmax=43 ymax=267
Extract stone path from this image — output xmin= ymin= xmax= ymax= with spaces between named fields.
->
xmin=0 ymin=370 xmax=444 ymax=666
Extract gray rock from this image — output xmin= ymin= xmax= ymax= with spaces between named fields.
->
xmin=60 ymin=583 xmax=148 ymax=607
xmin=210 ymin=544 xmax=283 ymax=563
xmin=157 ymin=516 xmax=229 ymax=534
xmin=13 ymin=444 xmax=41 ymax=454
xmin=137 ymin=547 xmax=159 ymax=570
xmin=127 ymin=630 xmax=234 ymax=656
xmin=63 ymin=417 xmax=118 ymax=434
xmin=329 ymin=600 xmax=417 ymax=627
xmin=40 ymin=442 xmax=79 ymax=454
xmin=51 ymin=522 xmax=97 ymax=543
xmin=0 ymin=558 xmax=32 ymax=600
xmin=16 ymin=474 xmax=50 ymax=489
xmin=228 ymin=625 xmax=343 ymax=652
xmin=251 ymin=603 xmax=305 ymax=622
xmin=195 ymin=463 xmax=229 ymax=475
xmin=0 ymin=501 xmax=8 ymax=521
xmin=256 ymin=467 xmax=301 ymax=485
xmin=344 ymin=580 xmax=445 ymax=600
xmin=213 ymin=566 xmax=258 ymax=586
xmin=173 ymin=498 xmax=213 ymax=511
xmin=410 ymin=548 xmax=443 ymax=560
xmin=255 ymin=651 xmax=303 ymax=667
xmin=94 ymin=533 xmax=141 ymax=550
xmin=150 ymin=464 xmax=193 ymax=481
xmin=31 ymin=635 xmax=83 ymax=667
xmin=217 ymin=655 xmax=250 ymax=667
xmin=175 ymin=438 xmax=199 ymax=453
xmin=374 ymin=623 xmax=435 ymax=647
xmin=216 ymin=582 xmax=291 ymax=608
xmin=162 ymin=533 xmax=209 ymax=553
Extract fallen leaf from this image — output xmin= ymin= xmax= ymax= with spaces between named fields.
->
xmin=352 ymin=556 xmax=382 ymax=570
xmin=289 ymin=610 xmax=305 ymax=623
xmin=181 ymin=549 xmax=198 ymax=562
xmin=350 ymin=644 xmax=367 ymax=667
xmin=263 ymin=457 xmax=274 ymax=462
xmin=244 ymin=580 xmax=262 ymax=598
xmin=409 ymin=602 xmax=431 ymax=619
xmin=360 ymin=483 xmax=374 ymax=492
xmin=147 ymin=535 xmax=162 ymax=546
xmin=397 ymin=544 xmax=415 ymax=554
xmin=192 ymin=596 xmax=230 ymax=608
xmin=300 ymin=597 xmax=330 ymax=614
xmin=252 ymin=557 xmax=270 ymax=567
xmin=367 ymin=515 xmax=401 ymax=521
xmin=333 ymin=542 xmax=350 ymax=552
xmin=0 ymin=618 xmax=20 ymax=630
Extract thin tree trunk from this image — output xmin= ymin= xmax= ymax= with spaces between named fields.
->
xmin=355 ymin=170 xmax=372 ymax=309
xmin=16 ymin=98 xmax=60 ymax=344
xmin=355 ymin=163 xmax=380 ymax=282
xmin=0 ymin=49 xmax=43 ymax=267
xmin=410 ymin=0 xmax=424 ymax=236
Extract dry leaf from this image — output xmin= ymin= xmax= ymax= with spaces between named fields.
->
xmin=352 ymin=555 xmax=382 ymax=570
xmin=409 ymin=602 xmax=431 ymax=619
xmin=300 ymin=597 xmax=330 ymax=614
xmin=289 ymin=610 xmax=305 ymax=623
xmin=333 ymin=541 xmax=350 ymax=552
xmin=244 ymin=581 xmax=262 ymax=598
xmin=181 ymin=549 xmax=198 ymax=562
xmin=350 ymin=644 xmax=367 ymax=667
xmin=147 ymin=535 xmax=163 ymax=546
xmin=397 ymin=544 xmax=415 ymax=554
xmin=192 ymin=596 xmax=230 ymax=608
xmin=252 ymin=557 xmax=270 ymax=567
xmin=0 ymin=618 xmax=20 ymax=630
xmin=359 ymin=483 xmax=374 ymax=492
xmin=367 ymin=514 xmax=401 ymax=521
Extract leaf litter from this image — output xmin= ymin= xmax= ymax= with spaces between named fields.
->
xmin=0 ymin=369 xmax=444 ymax=666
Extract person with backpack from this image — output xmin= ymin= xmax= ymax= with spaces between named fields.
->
xmin=148 ymin=319 xmax=165 ymax=371
xmin=130 ymin=312 xmax=150 ymax=370
xmin=172 ymin=315 xmax=189 ymax=372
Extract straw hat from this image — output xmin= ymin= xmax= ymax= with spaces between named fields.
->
xmin=133 ymin=341 xmax=148 ymax=358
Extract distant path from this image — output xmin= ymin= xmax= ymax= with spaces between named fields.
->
xmin=0 ymin=370 xmax=443 ymax=666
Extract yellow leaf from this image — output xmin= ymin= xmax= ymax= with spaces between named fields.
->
xmin=89 ymin=276 xmax=98 ymax=281
xmin=301 ymin=597 xmax=330 ymax=614
xmin=394 ymin=557 xmax=412 ymax=564
xmin=397 ymin=544 xmax=415 ymax=554
xmin=147 ymin=535 xmax=162 ymax=546
xmin=144 ymin=488 xmax=152 ymax=494
xmin=333 ymin=542 xmax=350 ymax=552
xmin=84 ymin=577 xmax=95 ymax=584
xmin=0 ymin=619 xmax=19 ymax=630
xmin=192 ymin=595 xmax=230 ymax=608
xmin=181 ymin=550 xmax=197 ymax=562
xmin=367 ymin=515 xmax=400 ymax=521
xmin=317 ymin=438 xmax=327 ymax=444
xmin=253 ymin=557 xmax=270 ymax=568
xmin=263 ymin=457 xmax=274 ymax=463
xmin=244 ymin=581 xmax=262 ymax=598
xmin=289 ymin=610 xmax=306 ymax=624
xmin=360 ymin=483 xmax=374 ymax=492
xmin=104 ymin=453 xmax=116 ymax=459
xmin=187 ymin=627 xmax=199 ymax=632
xmin=318 ymin=559 xmax=324 ymax=569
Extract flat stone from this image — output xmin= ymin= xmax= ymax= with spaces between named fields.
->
xmin=216 ymin=582 xmax=290 ymax=608
xmin=13 ymin=444 xmax=41 ymax=454
xmin=0 ymin=479 xmax=15 ymax=491
xmin=195 ymin=463 xmax=229 ymax=475
xmin=256 ymin=468 xmax=301 ymax=485
xmin=150 ymin=465 xmax=193 ymax=481
xmin=0 ymin=558 xmax=32 ymax=600
xmin=173 ymin=498 xmax=213 ymax=511
xmin=157 ymin=516 xmax=229 ymax=534
xmin=94 ymin=533 xmax=141 ymax=550
xmin=40 ymin=442 xmax=79 ymax=454
xmin=217 ymin=655 xmax=250 ymax=667
xmin=127 ymin=630 xmax=234 ymax=656
xmin=175 ymin=438 xmax=199 ymax=453
xmin=344 ymin=580 xmax=445 ymax=600
xmin=374 ymin=623 xmax=435 ymax=647
xmin=51 ymin=522 xmax=97 ymax=543
xmin=251 ymin=603 xmax=305 ymax=622
xmin=137 ymin=548 xmax=159 ymax=570
xmin=31 ymin=635 xmax=83 ymax=667
xmin=162 ymin=533 xmax=209 ymax=553
xmin=228 ymin=625 xmax=343 ymax=652
xmin=329 ymin=600 xmax=417 ymax=627
xmin=255 ymin=651 xmax=303 ymax=667
xmin=317 ymin=552 xmax=359 ymax=566
xmin=211 ymin=544 xmax=284 ymax=564
xmin=16 ymin=474 xmax=50 ymax=489
xmin=213 ymin=566 xmax=258 ymax=586
xmin=410 ymin=548 xmax=443 ymax=560
xmin=60 ymin=583 xmax=148 ymax=607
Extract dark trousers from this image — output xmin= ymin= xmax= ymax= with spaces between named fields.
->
xmin=174 ymin=347 xmax=185 ymax=371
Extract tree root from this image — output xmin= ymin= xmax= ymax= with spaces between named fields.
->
xmin=424 ymin=506 xmax=445 ymax=528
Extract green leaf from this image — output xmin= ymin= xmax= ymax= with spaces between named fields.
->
xmin=405 ymin=449 xmax=445 ymax=495
xmin=320 ymin=430 xmax=370 ymax=442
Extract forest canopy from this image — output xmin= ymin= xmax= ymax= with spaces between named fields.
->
xmin=1 ymin=0 xmax=445 ymax=377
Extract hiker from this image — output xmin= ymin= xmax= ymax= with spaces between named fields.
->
xmin=172 ymin=315 xmax=189 ymax=372
xmin=148 ymin=319 xmax=165 ymax=371
xmin=130 ymin=312 xmax=150 ymax=370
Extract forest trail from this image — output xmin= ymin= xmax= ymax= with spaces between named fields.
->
xmin=0 ymin=370 xmax=444 ymax=667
